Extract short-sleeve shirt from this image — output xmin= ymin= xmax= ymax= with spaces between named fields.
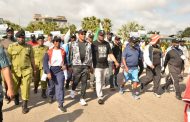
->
xmin=92 ymin=40 xmax=112 ymax=68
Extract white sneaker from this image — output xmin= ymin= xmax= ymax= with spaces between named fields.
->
xmin=153 ymin=93 xmax=161 ymax=98
xmin=70 ymin=90 xmax=75 ymax=98
xmin=79 ymin=99 xmax=87 ymax=106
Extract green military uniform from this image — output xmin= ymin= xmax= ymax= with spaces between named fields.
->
xmin=33 ymin=45 xmax=48 ymax=90
xmin=7 ymin=42 xmax=33 ymax=100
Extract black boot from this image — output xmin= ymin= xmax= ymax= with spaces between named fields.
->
xmin=22 ymin=100 xmax=29 ymax=114
xmin=14 ymin=94 xmax=19 ymax=105
xmin=176 ymin=93 xmax=182 ymax=100
xmin=34 ymin=87 xmax=38 ymax=94
xmin=65 ymin=81 xmax=69 ymax=90
xmin=161 ymin=86 xmax=170 ymax=93
xmin=4 ymin=90 xmax=9 ymax=101
xmin=41 ymin=89 xmax=47 ymax=99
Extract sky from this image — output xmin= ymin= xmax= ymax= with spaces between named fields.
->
xmin=0 ymin=0 xmax=190 ymax=35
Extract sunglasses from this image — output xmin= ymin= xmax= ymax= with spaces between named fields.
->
xmin=80 ymin=33 xmax=86 ymax=35
xmin=55 ymin=40 xmax=61 ymax=43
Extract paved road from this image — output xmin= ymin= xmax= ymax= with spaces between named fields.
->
xmin=3 ymin=66 xmax=189 ymax=122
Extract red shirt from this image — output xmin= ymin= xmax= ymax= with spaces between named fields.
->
xmin=27 ymin=40 xmax=38 ymax=46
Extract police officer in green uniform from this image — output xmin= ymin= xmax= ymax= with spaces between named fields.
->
xmin=1 ymin=27 xmax=17 ymax=48
xmin=33 ymin=34 xmax=48 ymax=98
xmin=7 ymin=29 xmax=36 ymax=114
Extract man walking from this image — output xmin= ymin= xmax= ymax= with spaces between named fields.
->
xmin=7 ymin=29 xmax=36 ymax=114
xmin=92 ymin=30 xmax=119 ymax=104
xmin=120 ymin=37 xmax=142 ymax=100
xmin=161 ymin=39 xmax=185 ymax=100
xmin=140 ymin=34 xmax=162 ymax=98
xmin=69 ymin=29 xmax=92 ymax=106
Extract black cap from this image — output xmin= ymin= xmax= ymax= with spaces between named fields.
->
xmin=6 ymin=27 xmax=14 ymax=32
xmin=71 ymin=33 xmax=76 ymax=38
xmin=37 ymin=34 xmax=45 ymax=40
xmin=30 ymin=34 xmax=36 ymax=38
xmin=179 ymin=39 xmax=185 ymax=42
xmin=15 ymin=29 xmax=25 ymax=38
xmin=52 ymin=36 xmax=61 ymax=43
xmin=98 ymin=30 xmax=105 ymax=36
xmin=129 ymin=37 xmax=138 ymax=43
xmin=88 ymin=33 xmax=94 ymax=38
xmin=78 ymin=29 xmax=87 ymax=34
xmin=172 ymin=39 xmax=179 ymax=43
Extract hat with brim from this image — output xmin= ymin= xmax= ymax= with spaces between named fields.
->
xmin=15 ymin=29 xmax=25 ymax=38
xmin=78 ymin=29 xmax=87 ymax=34
xmin=150 ymin=34 xmax=160 ymax=45
xmin=98 ymin=30 xmax=105 ymax=36
xmin=37 ymin=34 xmax=45 ymax=40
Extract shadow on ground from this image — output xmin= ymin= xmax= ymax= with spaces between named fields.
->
xmin=44 ymin=109 xmax=83 ymax=122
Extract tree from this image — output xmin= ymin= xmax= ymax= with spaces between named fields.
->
xmin=58 ymin=24 xmax=77 ymax=34
xmin=117 ymin=21 xmax=144 ymax=41
xmin=4 ymin=20 xmax=21 ymax=31
xmin=81 ymin=16 xmax=112 ymax=33
xmin=181 ymin=27 xmax=190 ymax=37
xmin=25 ymin=21 xmax=59 ymax=34
xmin=102 ymin=18 xmax=112 ymax=33
xmin=81 ymin=16 xmax=101 ymax=33
xmin=148 ymin=31 xmax=160 ymax=35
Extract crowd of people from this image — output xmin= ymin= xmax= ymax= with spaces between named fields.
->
xmin=0 ymin=27 xmax=189 ymax=121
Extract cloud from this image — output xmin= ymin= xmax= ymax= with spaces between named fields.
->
xmin=0 ymin=0 xmax=189 ymax=35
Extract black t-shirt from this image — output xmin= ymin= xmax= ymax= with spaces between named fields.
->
xmin=78 ymin=41 xmax=86 ymax=63
xmin=92 ymin=40 xmax=112 ymax=68
xmin=112 ymin=44 xmax=122 ymax=63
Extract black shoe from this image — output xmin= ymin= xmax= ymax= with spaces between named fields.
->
xmin=49 ymin=97 xmax=53 ymax=104
xmin=22 ymin=100 xmax=29 ymax=114
xmin=98 ymin=99 xmax=104 ymax=105
xmin=115 ymin=83 xmax=119 ymax=88
xmin=162 ymin=86 xmax=169 ymax=93
xmin=110 ymin=86 xmax=115 ymax=91
xmin=140 ymin=83 xmax=144 ymax=93
xmin=34 ymin=88 xmax=38 ymax=94
xmin=176 ymin=95 xmax=182 ymax=100
xmin=4 ymin=92 xmax=9 ymax=101
xmin=14 ymin=94 xmax=19 ymax=105
xmin=41 ymin=89 xmax=47 ymax=99
xmin=58 ymin=106 xmax=67 ymax=112
xmin=65 ymin=83 xmax=69 ymax=90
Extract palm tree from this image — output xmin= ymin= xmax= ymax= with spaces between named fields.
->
xmin=117 ymin=21 xmax=144 ymax=41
